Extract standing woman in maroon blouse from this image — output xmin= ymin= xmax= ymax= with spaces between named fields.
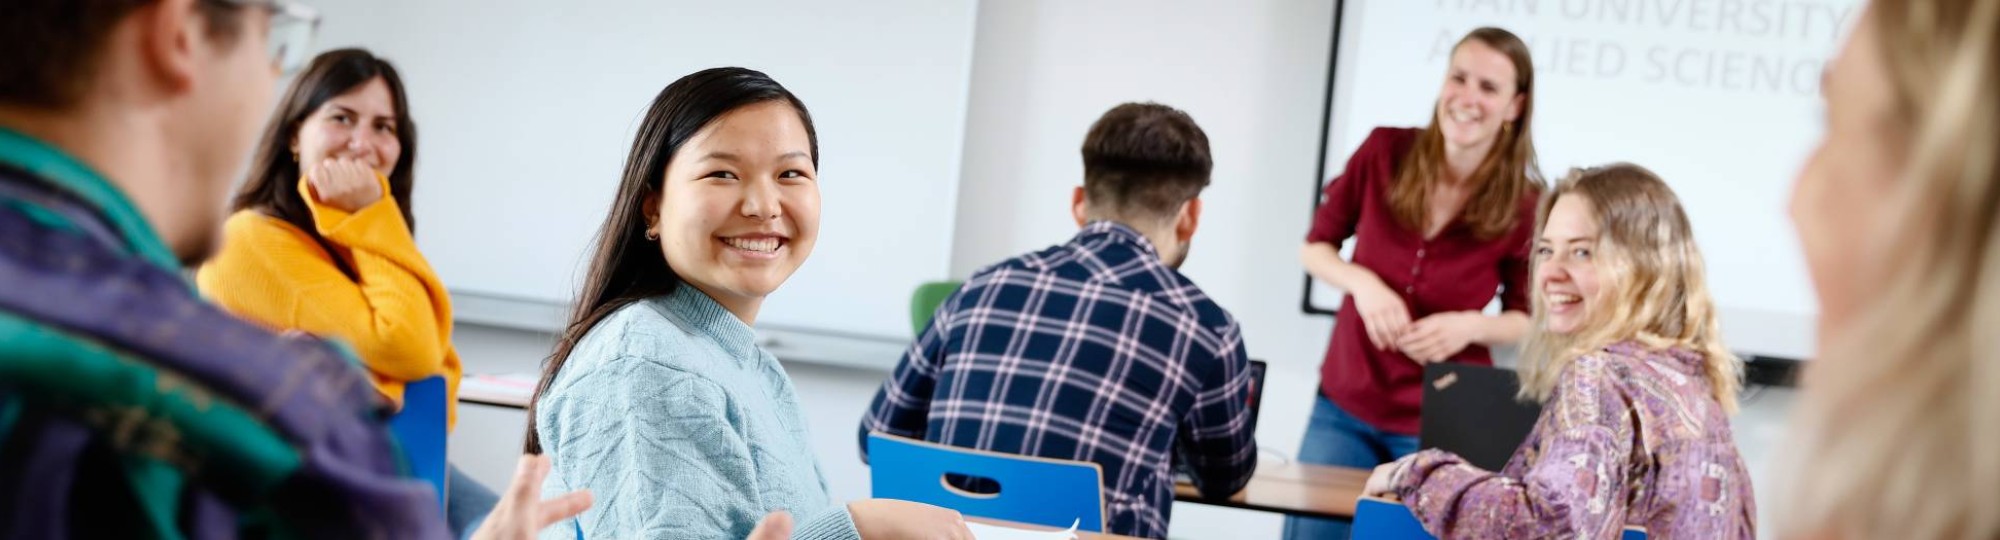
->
xmin=1287 ymin=27 xmax=1544 ymax=540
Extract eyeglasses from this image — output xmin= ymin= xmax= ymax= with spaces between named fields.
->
xmin=218 ymin=0 xmax=322 ymax=74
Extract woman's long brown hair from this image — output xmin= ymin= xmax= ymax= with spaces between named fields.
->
xmin=1389 ymin=27 xmax=1543 ymax=240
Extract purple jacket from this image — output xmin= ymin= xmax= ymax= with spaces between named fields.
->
xmin=1392 ymin=342 xmax=1756 ymax=539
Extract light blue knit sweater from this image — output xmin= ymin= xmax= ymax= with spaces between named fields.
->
xmin=536 ymin=286 xmax=860 ymax=539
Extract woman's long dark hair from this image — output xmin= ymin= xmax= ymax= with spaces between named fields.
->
xmin=524 ymin=67 xmax=817 ymax=454
xmin=230 ymin=48 xmax=417 ymax=277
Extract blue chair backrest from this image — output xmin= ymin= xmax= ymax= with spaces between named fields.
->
xmin=387 ymin=376 xmax=449 ymax=509
xmin=866 ymin=432 xmax=1105 ymax=533
xmin=1354 ymin=497 xmax=1646 ymax=539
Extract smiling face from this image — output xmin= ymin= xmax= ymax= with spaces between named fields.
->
xmin=292 ymin=76 xmax=402 ymax=177
xmin=1436 ymin=39 xmax=1525 ymax=157
xmin=1535 ymin=194 xmax=1603 ymax=335
xmin=646 ymin=100 xmax=819 ymax=321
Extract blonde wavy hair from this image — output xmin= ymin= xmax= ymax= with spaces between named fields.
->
xmin=1780 ymin=0 xmax=2000 ymax=538
xmin=1518 ymin=164 xmax=1741 ymax=414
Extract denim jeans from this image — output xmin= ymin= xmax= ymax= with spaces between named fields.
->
xmin=447 ymin=463 xmax=500 ymax=539
xmin=1281 ymin=394 xmax=1419 ymax=540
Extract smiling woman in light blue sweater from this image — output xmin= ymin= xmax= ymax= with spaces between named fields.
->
xmin=524 ymin=68 xmax=972 ymax=540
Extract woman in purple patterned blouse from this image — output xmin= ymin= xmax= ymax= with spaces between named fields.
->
xmin=1362 ymin=163 xmax=1755 ymax=539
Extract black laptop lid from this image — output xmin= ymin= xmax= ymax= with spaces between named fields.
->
xmin=1419 ymin=363 xmax=1543 ymax=471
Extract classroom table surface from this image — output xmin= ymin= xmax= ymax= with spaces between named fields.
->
xmin=1173 ymin=460 xmax=1368 ymax=520
xmin=460 ymin=373 xmax=1368 ymax=520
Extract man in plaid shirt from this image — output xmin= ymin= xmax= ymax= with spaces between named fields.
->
xmin=859 ymin=102 xmax=1257 ymax=539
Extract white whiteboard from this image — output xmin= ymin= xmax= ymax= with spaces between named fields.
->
xmin=1307 ymin=0 xmax=1860 ymax=359
xmin=308 ymin=0 xmax=978 ymax=340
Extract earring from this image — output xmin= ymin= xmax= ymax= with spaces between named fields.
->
xmin=645 ymin=228 xmax=660 ymax=241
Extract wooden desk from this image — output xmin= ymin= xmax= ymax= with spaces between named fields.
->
xmin=1174 ymin=461 xmax=1368 ymax=521
xmin=965 ymin=517 xmax=1145 ymax=540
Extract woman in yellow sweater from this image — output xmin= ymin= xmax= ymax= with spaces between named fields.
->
xmin=195 ymin=48 xmax=497 ymax=536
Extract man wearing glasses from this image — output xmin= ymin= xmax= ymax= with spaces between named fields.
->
xmin=0 ymin=1 xmax=599 ymax=538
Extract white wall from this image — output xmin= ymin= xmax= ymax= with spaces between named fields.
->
xmin=951 ymin=0 xmax=1339 ymax=380
xmin=948 ymin=1 xmax=1341 ymax=537
xmin=311 ymin=0 xmax=978 ymax=342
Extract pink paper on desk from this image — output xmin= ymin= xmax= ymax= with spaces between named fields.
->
xmin=468 ymin=372 xmax=537 ymax=389
xmin=458 ymin=372 xmax=538 ymax=406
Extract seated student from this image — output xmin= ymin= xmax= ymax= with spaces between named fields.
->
xmin=193 ymin=48 xmax=497 ymax=535
xmin=1781 ymin=1 xmax=2000 ymax=537
xmin=0 ymin=0 xmax=584 ymax=537
xmin=527 ymin=67 xmax=971 ymax=540
xmin=1363 ymin=163 xmax=1755 ymax=539
xmin=859 ymin=102 xmax=1257 ymax=539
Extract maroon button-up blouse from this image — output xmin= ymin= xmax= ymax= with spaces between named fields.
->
xmin=1306 ymin=126 xmax=1538 ymax=435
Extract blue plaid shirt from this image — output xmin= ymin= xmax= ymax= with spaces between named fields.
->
xmin=860 ymin=221 xmax=1257 ymax=538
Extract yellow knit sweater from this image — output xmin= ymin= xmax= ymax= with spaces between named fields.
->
xmin=197 ymin=176 xmax=461 ymax=427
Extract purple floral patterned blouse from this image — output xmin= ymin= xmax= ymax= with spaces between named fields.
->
xmin=1389 ymin=341 xmax=1756 ymax=539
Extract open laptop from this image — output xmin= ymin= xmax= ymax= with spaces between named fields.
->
xmin=1174 ymin=359 xmax=1267 ymax=483
xmin=1419 ymin=362 xmax=1544 ymax=471
xmin=1243 ymin=359 xmax=1268 ymax=432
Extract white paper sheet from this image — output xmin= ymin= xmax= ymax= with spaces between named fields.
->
xmin=965 ymin=519 xmax=1079 ymax=540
